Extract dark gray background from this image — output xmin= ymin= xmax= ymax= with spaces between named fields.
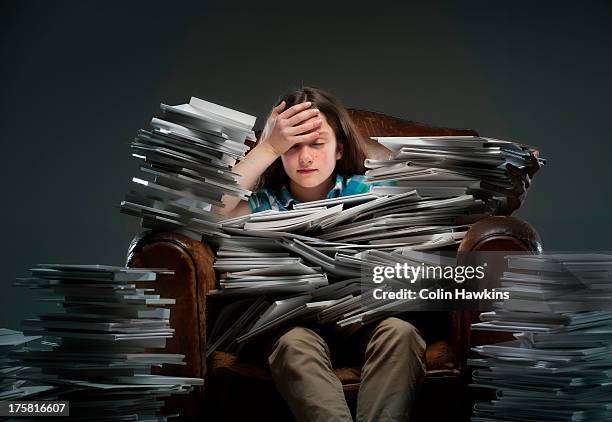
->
xmin=1 ymin=0 xmax=610 ymax=329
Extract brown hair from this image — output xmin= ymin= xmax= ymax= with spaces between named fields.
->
xmin=255 ymin=86 xmax=367 ymax=190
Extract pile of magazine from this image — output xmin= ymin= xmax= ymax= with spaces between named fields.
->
xmin=366 ymin=135 xmax=545 ymax=206
xmin=222 ymin=190 xmax=480 ymax=250
xmin=212 ymin=234 xmax=328 ymax=295
xmin=120 ymin=97 xmax=256 ymax=240
xmin=6 ymin=264 xmax=204 ymax=421
xmin=117 ymin=97 xmax=547 ymax=359
xmin=470 ymin=253 xmax=612 ymax=422
xmin=0 ymin=329 xmax=55 ymax=402
xmin=205 ymin=246 xmax=454 ymax=354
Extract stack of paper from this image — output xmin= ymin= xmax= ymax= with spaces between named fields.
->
xmin=120 ymin=97 xmax=256 ymax=239
xmin=366 ymin=136 xmax=546 ymax=205
xmin=308 ymin=249 xmax=452 ymax=327
xmin=206 ymin=231 xmax=356 ymax=351
xmin=207 ymin=291 xmax=357 ymax=355
xmin=209 ymin=235 xmax=453 ymax=344
xmin=210 ymin=232 xmax=329 ymax=295
xmin=222 ymin=204 xmax=345 ymax=234
xmin=221 ymin=249 xmax=453 ymax=338
xmin=8 ymin=264 xmax=204 ymax=421
xmin=205 ymin=194 xmax=472 ymax=342
xmin=317 ymin=193 xmax=480 ymax=250
xmin=470 ymin=253 xmax=612 ymax=422
xmin=0 ymin=328 xmax=57 ymax=402
xmin=221 ymin=192 xmax=482 ymax=251
xmin=205 ymin=229 xmax=376 ymax=349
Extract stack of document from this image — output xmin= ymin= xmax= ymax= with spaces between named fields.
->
xmin=206 ymin=232 xmax=366 ymax=351
xmin=220 ymin=192 xmax=482 ymax=251
xmin=221 ymin=204 xmax=345 ymax=234
xmin=205 ymin=191 xmax=476 ymax=342
xmin=207 ymin=294 xmax=350 ymax=354
xmin=208 ymin=237 xmax=454 ymax=345
xmin=317 ymin=193 xmax=480 ymax=250
xmin=9 ymin=264 xmax=204 ymax=421
xmin=0 ymin=328 xmax=56 ymax=401
xmin=297 ymin=249 xmax=452 ymax=327
xmin=120 ymin=97 xmax=256 ymax=239
xmin=209 ymin=248 xmax=457 ymax=346
xmin=366 ymin=136 xmax=546 ymax=205
xmin=210 ymin=233 xmax=329 ymax=295
xmin=470 ymin=253 xmax=612 ymax=422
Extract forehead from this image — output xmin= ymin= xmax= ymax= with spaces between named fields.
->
xmin=318 ymin=113 xmax=337 ymax=139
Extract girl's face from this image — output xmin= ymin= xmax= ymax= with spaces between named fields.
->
xmin=281 ymin=113 xmax=343 ymax=190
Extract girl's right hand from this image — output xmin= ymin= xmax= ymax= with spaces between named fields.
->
xmin=258 ymin=101 xmax=323 ymax=157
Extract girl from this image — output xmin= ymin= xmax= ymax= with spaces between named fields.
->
xmin=218 ymin=87 xmax=539 ymax=421
xmin=219 ymin=87 xmax=428 ymax=422
xmin=220 ymin=87 xmax=372 ymax=217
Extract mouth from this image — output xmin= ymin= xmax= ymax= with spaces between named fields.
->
xmin=297 ymin=168 xmax=318 ymax=174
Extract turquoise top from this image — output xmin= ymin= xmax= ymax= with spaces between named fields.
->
xmin=248 ymin=174 xmax=390 ymax=212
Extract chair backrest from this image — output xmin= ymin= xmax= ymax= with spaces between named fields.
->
xmin=347 ymin=109 xmax=479 ymax=161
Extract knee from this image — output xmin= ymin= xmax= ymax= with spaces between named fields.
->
xmin=373 ymin=317 xmax=426 ymax=355
xmin=268 ymin=327 xmax=328 ymax=367
xmin=275 ymin=326 xmax=322 ymax=351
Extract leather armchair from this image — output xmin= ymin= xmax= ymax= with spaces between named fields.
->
xmin=126 ymin=110 xmax=543 ymax=421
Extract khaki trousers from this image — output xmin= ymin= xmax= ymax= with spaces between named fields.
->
xmin=267 ymin=317 xmax=426 ymax=422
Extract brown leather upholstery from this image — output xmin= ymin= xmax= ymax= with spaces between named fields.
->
xmin=208 ymin=339 xmax=456 ymax=384
xmin=348 ymin=109 xmax=478 ymax=161
xmin=459 ymin=216 xmax=543 ymax=254
xmin=347 ymin=109 xmax=478 ymax=138
xmin=126 ymin=111 xmax=543 ymax=421
xmin=127 ymin=231 xmax=216 ymax=419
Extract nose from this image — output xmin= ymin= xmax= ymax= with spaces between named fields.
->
xmin=298 ymin=146 xmax=313 ymax=167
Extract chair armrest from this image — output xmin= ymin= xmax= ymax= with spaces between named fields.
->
xmin=450 ymin=216 xmax=543 ymax=374
xmin=459 ymin=216 xmax=543 ymax=254
xmin=127 ymin=231 xmax=217 ymax=379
